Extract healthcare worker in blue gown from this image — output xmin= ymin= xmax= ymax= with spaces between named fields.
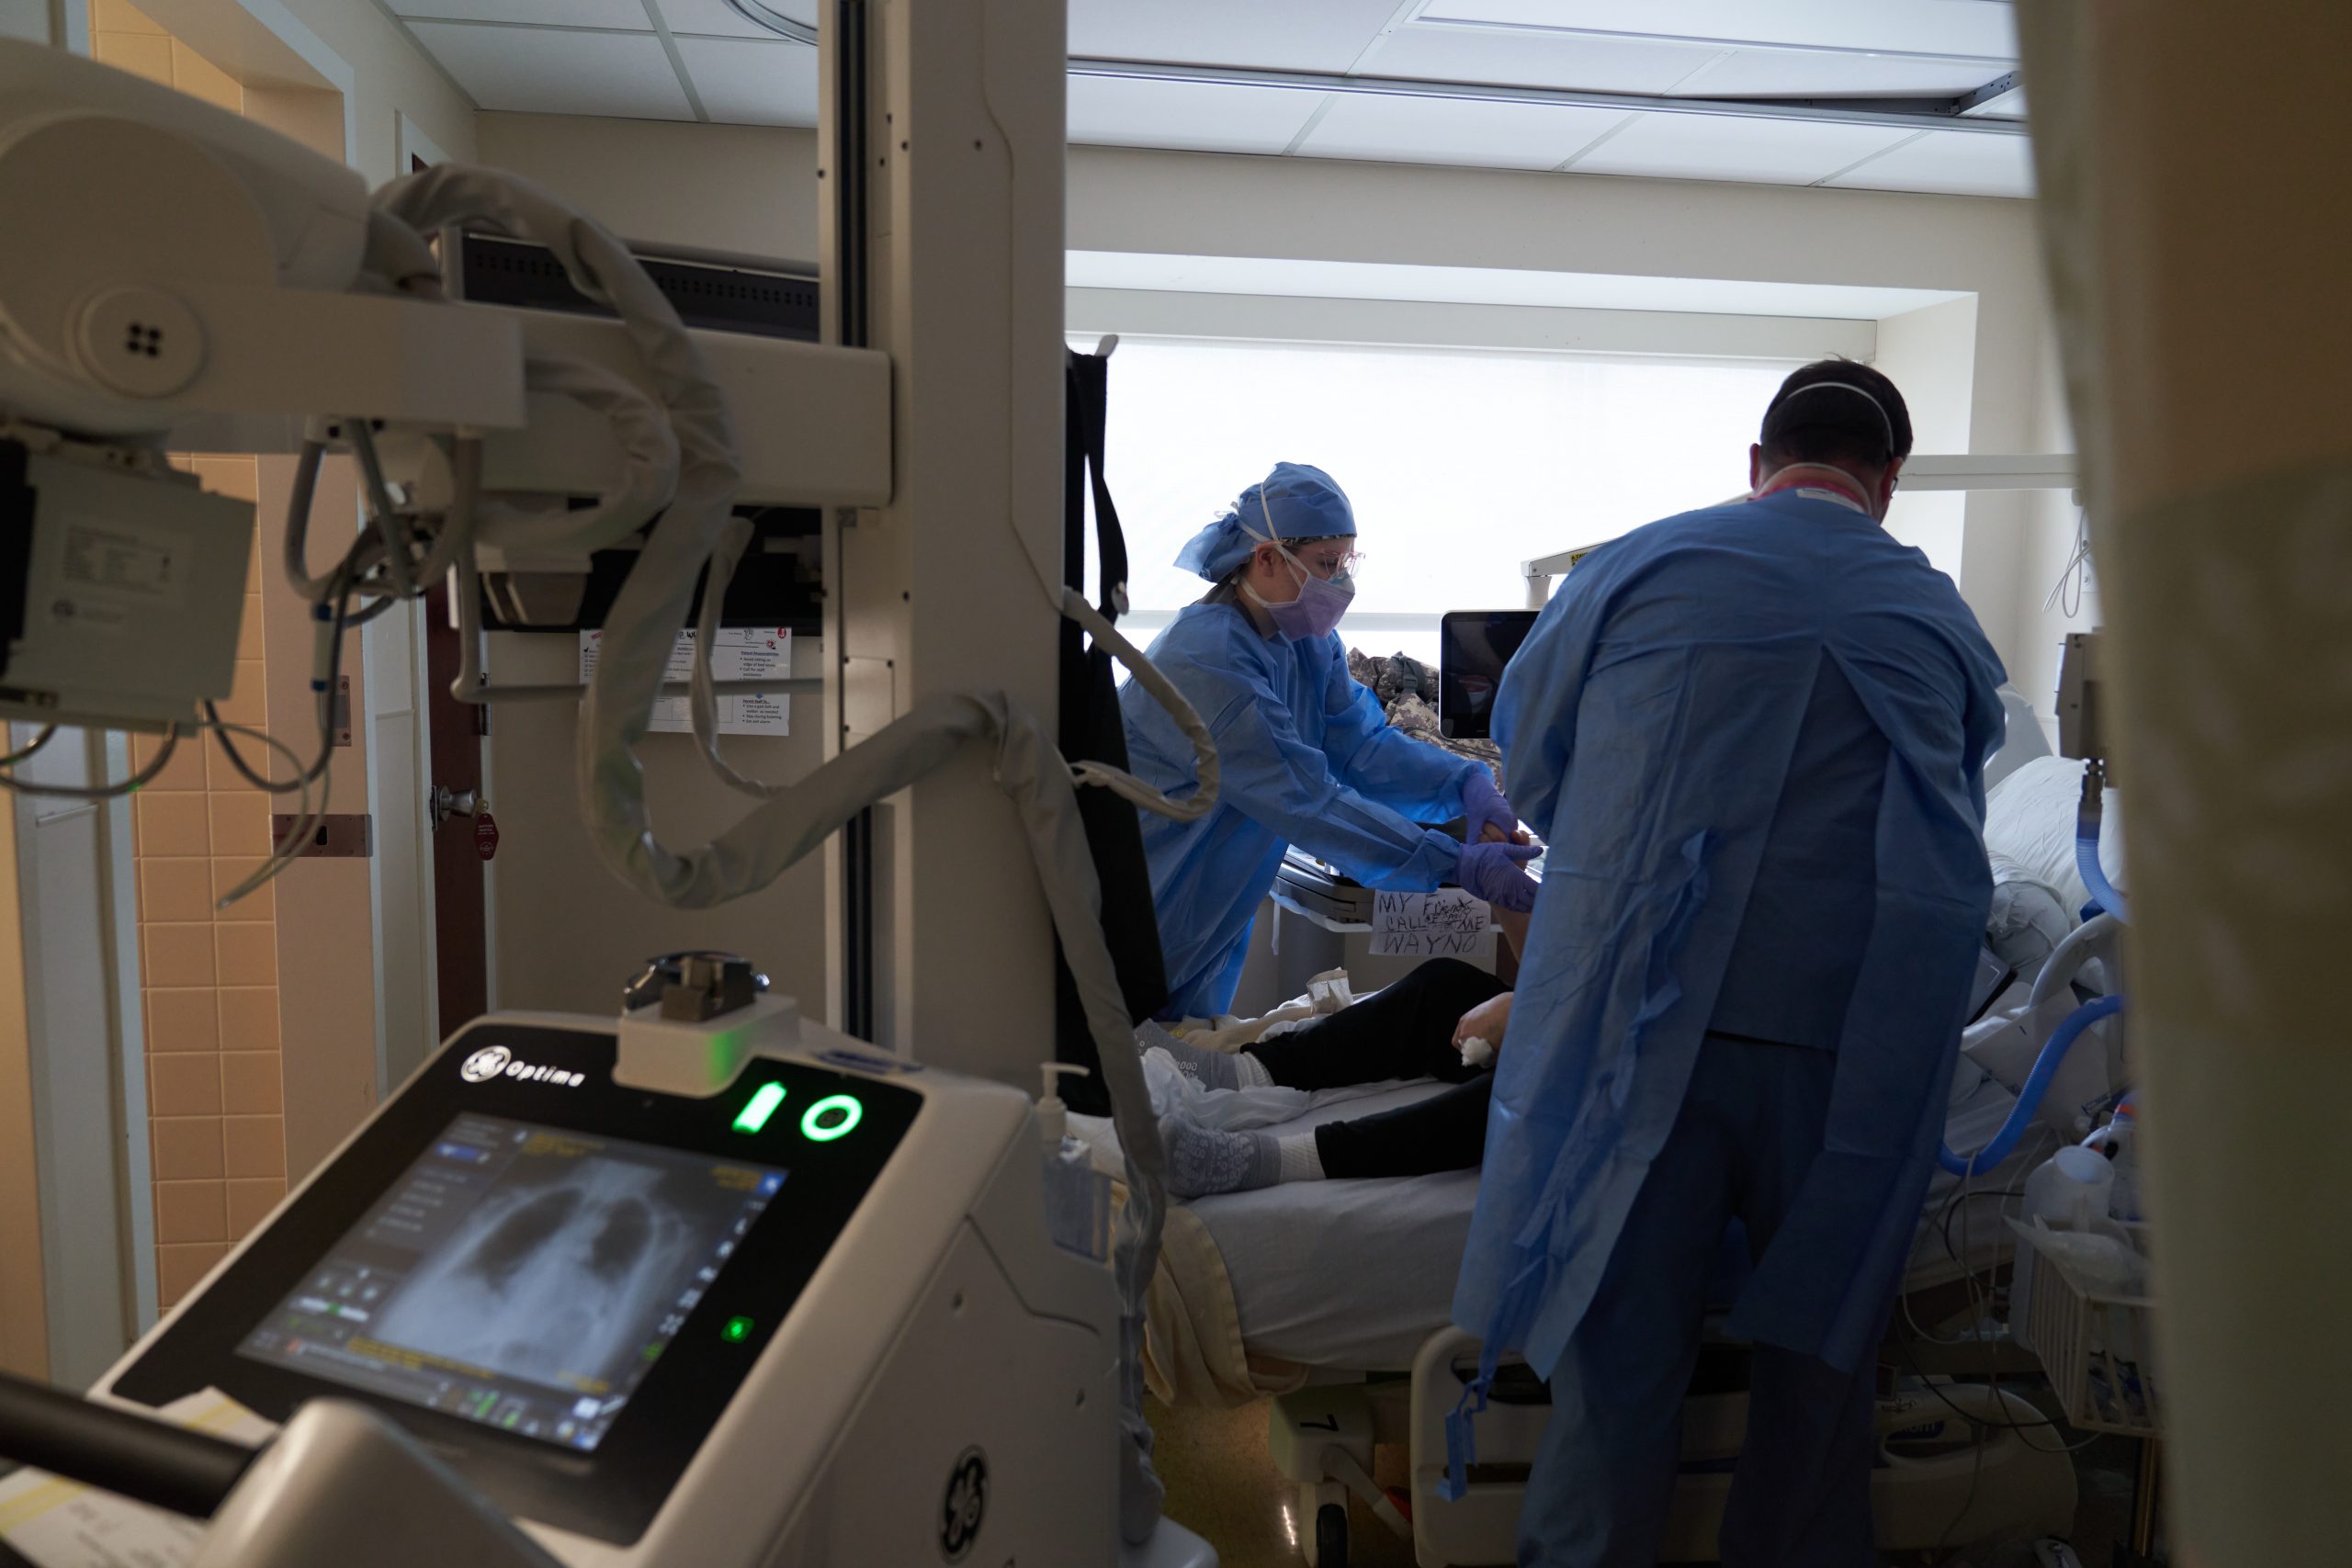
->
xmin=1119 ymin=462 xmax=1538 ymax=1021
xmin=1449 ymin=364 xmax=2007 ymax=1566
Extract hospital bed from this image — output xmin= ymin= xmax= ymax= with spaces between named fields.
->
xmin=1097 ymin=1067 xmax=2074 ymax=1566
xmin=1108 ymin=698 xmax=2106 ymax=1565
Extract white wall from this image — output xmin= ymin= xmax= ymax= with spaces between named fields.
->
xmin=1875 ymin=294 xmax=1978 ymax=589
xmin=281 ymin=0 xmax=474 ymax=178
xmin=2008 ymin=334 xmax=2094 ymax=733
xmin=476 ymin=114 xmax=817 ymax=260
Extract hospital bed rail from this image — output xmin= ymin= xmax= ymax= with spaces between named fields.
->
xmin=1266 ymin=1325 xmax=2081 ymax=1567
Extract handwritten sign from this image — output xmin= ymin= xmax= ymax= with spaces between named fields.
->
xmin=579 ymin=627 xmax=790 ymax=737
xmin=1371 ymin=888 xmax=1490 ymax=958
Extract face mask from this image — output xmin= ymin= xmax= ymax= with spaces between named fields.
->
xmin=1239 ymin=494 xmax=1355 ymax=640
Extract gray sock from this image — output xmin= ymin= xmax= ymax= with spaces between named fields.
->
xmin=1136 ymin=1021 xmax=1243 ymax=1092
xmin=1158 ymin=1111 xmax=1282 ymax=1197
xmin=1276 ymin=1133 xmax=1325 ymax=1183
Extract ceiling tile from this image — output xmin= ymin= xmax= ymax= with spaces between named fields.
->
xmin=1568 ymin=110 xmax=1912 ymax=185
xmin=1364 ymin=28 xmax=1728 ymax=96
xmin=1826 ymin=129 xmax=2034 ymax=197
xmin=1067 ymin=75 xmax=1324 ymax=155
xmin=1298 ymin=94 xmax=1628 ymax=172
xmin=675 ymin=37 xmax=817 ymax=125
xmin=1672 ymin=48 xmax=2005 ymax=100
xmin=407 ymin=22 xmax=694 ymax=120
xmin=1416 ymin=2 xmax=2015 ymax=62
xmin=658 ymin=0 xmax=790 ymax=38
xmin=1070 ymin=0 xmax=1402 ymax=73
xmin=393 ymin=0 xmax=650 ymax=27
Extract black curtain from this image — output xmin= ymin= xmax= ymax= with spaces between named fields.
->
xmin=1051 ymin=346 xmax=1167 ymax=1115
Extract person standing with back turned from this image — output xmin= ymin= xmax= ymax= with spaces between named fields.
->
xmin=1453 ymin=362 xmax=2007 ymax=1566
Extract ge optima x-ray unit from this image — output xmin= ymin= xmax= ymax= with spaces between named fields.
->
xmin=85 ymin=1013 xmax=1118 ymax=1566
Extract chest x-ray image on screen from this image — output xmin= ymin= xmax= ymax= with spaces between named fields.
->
xmin=241 ymin=1116 xmax=783 ymax=1450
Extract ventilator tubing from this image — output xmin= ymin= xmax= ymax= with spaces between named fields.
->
xmin=2076 ymin=831 xmax=2131 ymax=924
xmin=1939 ymin=994 xmax=2125 ymax=1177
xmin=2075 ymin=761 xmax=2131 ymax=923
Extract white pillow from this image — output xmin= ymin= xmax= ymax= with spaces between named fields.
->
xmin=1982 ymin=754 xmax=2125 ymax=918
xmin=1983 ymin=685 xmax=2053 ymax=793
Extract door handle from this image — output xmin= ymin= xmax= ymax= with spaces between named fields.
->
xmin=428 ymin=784 xmax=481 ymax=830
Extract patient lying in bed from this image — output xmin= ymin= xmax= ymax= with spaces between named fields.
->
xmin=1153 ymin=957 xmax=1515 ymax=1196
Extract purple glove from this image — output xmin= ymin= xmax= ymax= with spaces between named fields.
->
xmin=1458 ymin=840 xmax=1541 ymax=914
xmin=1463 ymin=771 xmax=1519 ymax=844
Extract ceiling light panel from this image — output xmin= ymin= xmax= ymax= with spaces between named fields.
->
xmin=675 ymin=37 xmax=818 ymax=125
xmin=1416 ymin=1 xmax=2015 ymax=62
xmin=1068 ymin=74 xmax=1326 ymax=154
xmin=1826 ymin=128 xmax=2034 ymax=197
xmin=657 ymin=0 xmax=798 ymax=39
xmin=393 ymin=0 xmax=653 ymax=25
xmin=1070 ymin=0 xmax=1405 ymax=73
xmin=406 ymin=22 xmax=695 ymax=119
xmin=1569 ymin=110 xmax=1914 ymax=185
xmin=1364 ymin=28 xmax=1728 ymax=96
xmin=1298 ymin=94 xmax=1628 ymax=171
xmin=1672 ymin=49 xmax=2007 ymax=99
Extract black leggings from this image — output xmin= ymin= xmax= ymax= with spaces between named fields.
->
xmin=1244 ymin=958 xmax=1509 ymax=1180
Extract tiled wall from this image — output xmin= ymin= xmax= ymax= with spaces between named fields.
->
xmin=90 ymin=0 xmax=242 ymax=111
xmin=135 ymin=457 xmax=285 ymax=1311
xmin=92 ymin=3 xmax=289 ymax=1314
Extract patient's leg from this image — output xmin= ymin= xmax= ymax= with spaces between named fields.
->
xmin=1141 ymin=958 xmax=1504 ymax=1093
xmin=1237 ymin=957 xmax=1507 ymax=1090
xmin=1252 ymin=958 xmax=1504 ymax=1087
xmin=1159 ymin=1076 xmax=1495 ymax=1197
xmin=1313 ymin=1075 xmax=1494 ymax=1178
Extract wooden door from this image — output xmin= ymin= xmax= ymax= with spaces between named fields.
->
xmin=423 ymin=583 xmax=488 ymax=1039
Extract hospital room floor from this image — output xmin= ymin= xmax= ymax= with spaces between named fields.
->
xmin=1149 ymin=1395 xmax=1418 ymax=1567
xmin=1148 ymin=1395 xmax=2158 ymax=1567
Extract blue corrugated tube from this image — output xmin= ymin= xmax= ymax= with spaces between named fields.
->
xmin=1939 ymin=994 xmax=2125 ymax=1178
xmin=2076 ymin=759 xmax=2131 ymax=924
xmin=2077 ymin=831 xmax=2131 ymax=924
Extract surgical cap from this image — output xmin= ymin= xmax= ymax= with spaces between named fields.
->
xmin=1173 ymin=462 xmax=1357 ymax=581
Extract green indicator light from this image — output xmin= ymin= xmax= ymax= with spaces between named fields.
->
xmin=800 ymin=1093 xmax=863 ymax=1143
xmin=721 ymin=1315 xmax=754 ymax=1344
xmin=732 ymin=1081 xmax=787 ymax=1134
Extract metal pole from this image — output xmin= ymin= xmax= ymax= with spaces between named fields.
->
xmin=831 ymin=0 xmax=874 ymax=1043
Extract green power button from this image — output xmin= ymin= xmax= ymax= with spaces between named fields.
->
xmin=800 ymin=1093 xmax=863 ymax=1142
xmin=721 ymin=1315 xmax=754 ymax=1344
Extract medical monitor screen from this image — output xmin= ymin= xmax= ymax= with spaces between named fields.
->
xmin=1440 ymin=611 xmax=1540 ymax=740
xmin=236 ymin=1114 xmax=783 ymax=1453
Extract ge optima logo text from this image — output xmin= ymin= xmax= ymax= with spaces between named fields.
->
xmin=459 ymin=1044 xmax=584 ymax=1088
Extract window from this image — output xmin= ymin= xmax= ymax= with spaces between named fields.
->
xmin=1088 ymin=337 xmax=1801 ymax=664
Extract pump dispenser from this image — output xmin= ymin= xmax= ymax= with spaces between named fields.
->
xmin=1037 ymin=1064 xmax=1111 ymax=1260
xmin=1038 ymin=1062 xmax=1087 ymax=1148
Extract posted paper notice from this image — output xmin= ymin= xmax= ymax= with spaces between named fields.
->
xmin=578 ymin=627 xmax=790 ymax=737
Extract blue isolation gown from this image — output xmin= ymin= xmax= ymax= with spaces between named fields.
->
xmin=1451 ymin=490 xmax=2007 ymax=1384
xmin=1122 ymin=602 xmax=1478 ymax=1020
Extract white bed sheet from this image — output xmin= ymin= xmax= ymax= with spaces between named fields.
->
xmin=1182 ymin=1072 xmax=2038 ymax=1373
